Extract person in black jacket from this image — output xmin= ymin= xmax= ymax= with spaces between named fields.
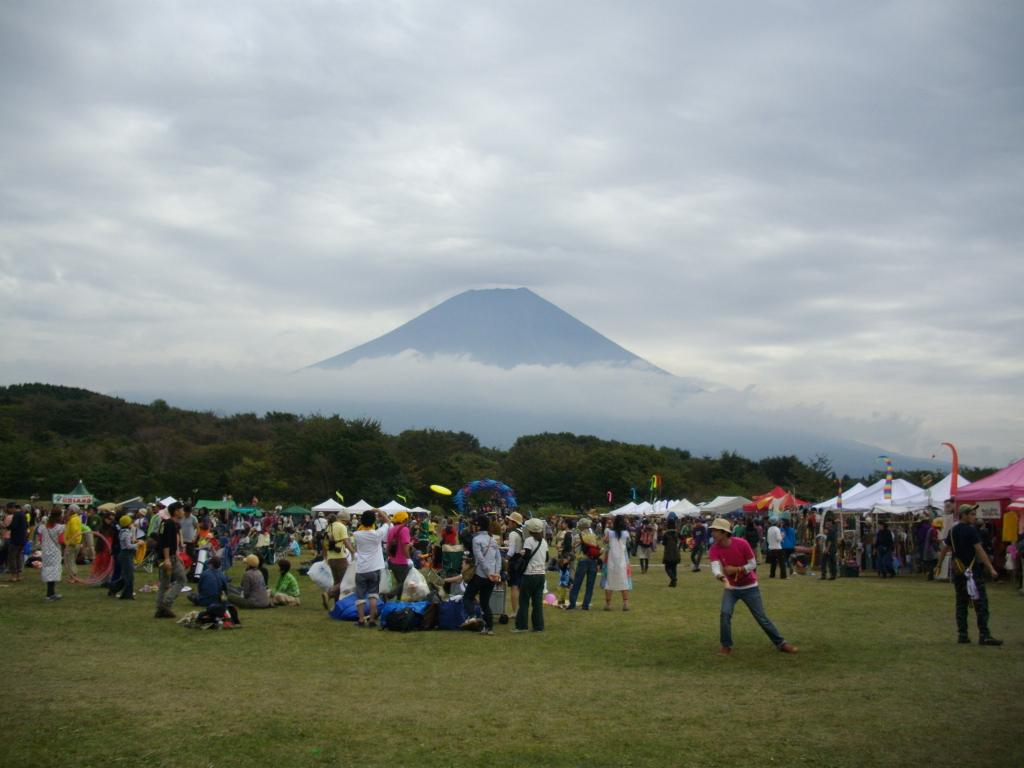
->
xmin=875 ymin=522 xmax=896 ymax=578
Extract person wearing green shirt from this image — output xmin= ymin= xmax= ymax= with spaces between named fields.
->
xmin=270 ymin=558 xmax=301 ymax=606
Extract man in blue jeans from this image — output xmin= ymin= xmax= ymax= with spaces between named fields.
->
xmin=566 ymin=517 xmax=600 ymax=610
xmin=707 ymin=517 xmax=798 ymax=657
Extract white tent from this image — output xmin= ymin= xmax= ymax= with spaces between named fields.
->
xmin=380 ymin=500 xmax=409 ymax=512
xmin=159 ymin=496 xmax=177 ymax=507
xmin=311 ymin=498 xmax=346 ymax=514
xmin=700 ymin=496 xmax=752 ymax=515
xmin=345 ymin=499 xmax=374 ymax=513
xmin=410 ymin=506 xmax=430 ymax=514
xmin=811 ymin=483 xmax=867 ymax=511
xmin=666 ymin=499 xmax=701 ymax=516
xmin=925 ymin=473 xmax=972 ymax=507
xmin=605 ymin=501 xmax=638 ymax=517
xmin=839 ymin=478 xmax=929 ymax=512
xmin=634 ymin=501 xmax=653 ymax=515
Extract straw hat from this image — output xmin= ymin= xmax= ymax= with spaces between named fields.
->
xmin=577 ymin=517 xmax=592 ymax=529
xmin=709 ymin=518 xmax=733 ymax=534
xmin=524 ymin=518 xmax=545 ymax=534
xmin=244 ymin=554 xmax=259 ymax=568
xmin=508 ymin=512 xmax=524 ymax=525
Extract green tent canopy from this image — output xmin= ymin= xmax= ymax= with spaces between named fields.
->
xmin=280 ymin=506 xmax=311 ymax=517
xmin=195 ymin=500 xmax=239 ymax=511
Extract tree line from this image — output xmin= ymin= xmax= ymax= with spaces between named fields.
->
xmin=0 ymin=383 xmax=994 ymax=510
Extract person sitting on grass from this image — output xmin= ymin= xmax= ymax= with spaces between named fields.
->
xmin=708 ymin=517 xmax=798 ymax=657
xmin=270 ymin=558 xmax=301 ymax=606
xmin=228 ymin=554 xmax=271 ymax=609
xmin=189 ymin=555 xmax=230 ymax=607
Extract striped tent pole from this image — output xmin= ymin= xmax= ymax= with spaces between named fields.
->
xmin=836 ymin=477 xmax=843 ymax=511
xmin=877 ymin=456 xmax=893 ymax=500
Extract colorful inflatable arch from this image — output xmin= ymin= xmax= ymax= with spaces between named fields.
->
xmin=452 ymin=478 xmax=518 ymax=511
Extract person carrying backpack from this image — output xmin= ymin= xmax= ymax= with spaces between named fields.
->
xmin=637 ymin=520 xmax=655 ymax=574
xmin=566 ymin=517 xmax=601 ymax=611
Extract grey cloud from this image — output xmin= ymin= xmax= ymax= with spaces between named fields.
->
xmin=1 ymin=1 xmax=1022 ymax=462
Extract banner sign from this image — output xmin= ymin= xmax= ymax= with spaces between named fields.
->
xmin=977 ymin=501 xmax=1002 ymax=521
xmin=52 ymin=494 xmax=93 ymax=506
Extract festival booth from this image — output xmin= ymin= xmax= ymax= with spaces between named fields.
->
xmin=604 ymin=501 xmax=638 ymax=517
xmin=742 ymin=487 xmax=809 ymax=518
xmin=380 ymin=500 xmax=410 ymax=513
xmin=812 ymin=483 xmax=867 ymax=511
xmin=841 ymin=477 xmax=931 ymax=574
xmin=699 ymin=496 xmax=752 ymax=517
xmin=280 ymin=505 xmax=311 ymax=517
xmin=311 ymin=498 xmax=347 ymax=515
xmin=52 ymin=480 xmax=94 ymax=507
xmin=345 ymin=500 xmax=375 ymax=514
xmin=956 ymin=458 xmax=1024 ymax=576
xmin=665 ymin=499 xmax=701 ymax=517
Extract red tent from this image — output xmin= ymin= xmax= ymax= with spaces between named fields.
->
xmin=956 ymin=457 xmax=1024 ymax=502
xmin=742 ymin=486 xmax=810 ymax=512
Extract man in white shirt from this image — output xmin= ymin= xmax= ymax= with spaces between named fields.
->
xmin=350 ymin=508 xmax=392 ymax=627
xmin=766 ymin=518 xmax=787 ymax=580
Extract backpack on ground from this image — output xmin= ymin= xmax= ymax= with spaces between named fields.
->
xmin=386 ymin=606 xmax=417 ymax=633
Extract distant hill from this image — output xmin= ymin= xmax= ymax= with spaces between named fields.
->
xmin=309 ymin=287 xmax=671 ymax=372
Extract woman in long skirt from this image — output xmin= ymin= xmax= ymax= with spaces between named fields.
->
xmin=603 ymin=514 xmax=632 ymax=611
xmin=39 ymin=509 xmax=65 ymax=602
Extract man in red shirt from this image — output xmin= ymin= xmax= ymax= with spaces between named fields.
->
xmin=708 ymin=517 xmax=798 ymax=657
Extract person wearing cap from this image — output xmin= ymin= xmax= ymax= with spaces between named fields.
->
xmin=511 ymin=518 xmax=549 ymax=633
xmin=228 ymin=554 xmax=271 ymax=609
xmin=690 ymin=518 xmax=708 ymax=572
xmin=567 ymin=517 xmax=600 ymax=610
xmin=935 ymin=504 xmax=1002 ymax=645
xmin=107 ymin=514 xmax=139 ymax=599
xmin=708 ymin=517 xmax=797 ymax=656
xmin=63 ymin=504 xmax=83 ymax=581
xmin=5 ymin=501 xmax=28 ymax=582
xmin=323 ymin=512 xmax=355 ymax=609
xmin=385 ymin=510 xmax=413 ymax=598
xmin=505 ymin=511 xmax=526 ymax=619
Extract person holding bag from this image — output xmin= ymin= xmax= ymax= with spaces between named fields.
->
xmin=511 ymin=518 xmax=548 ymax=633
xmin=936 ymin=504 xmax=1002 ymax=646
xmin=461 ymin=514 xmax=503 ymax=635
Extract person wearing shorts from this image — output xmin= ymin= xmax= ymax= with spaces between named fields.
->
xmin=351 ymin=508 xmax=392 ymax=627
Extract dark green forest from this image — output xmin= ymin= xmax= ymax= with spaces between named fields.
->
xmin=0 ymin=383 xmax=993 ymax=510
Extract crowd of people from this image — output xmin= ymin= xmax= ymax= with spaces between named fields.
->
xmin=1 ymin=496 xmax=1013 ymax=651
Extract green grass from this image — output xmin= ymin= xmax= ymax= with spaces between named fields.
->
xmin=1 ymin=561 xmax=1021 ymax=768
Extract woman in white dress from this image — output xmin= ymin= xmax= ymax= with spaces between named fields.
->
xmin=603 ymin=514 xmax=632 ymax=611
xmin=39 ymin=508 xmax=66 ymax=603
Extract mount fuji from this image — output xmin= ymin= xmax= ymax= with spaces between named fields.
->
xmin=310 ymin=287 xmax=673 ymax=374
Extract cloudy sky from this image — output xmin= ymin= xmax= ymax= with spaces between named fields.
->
xmin=2 ymin=1 xmax=1022 ymax=466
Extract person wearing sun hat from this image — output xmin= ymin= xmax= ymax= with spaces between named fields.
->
xmin=227 ymin=554 xmax=270 ymax=609
xmin=708 ymin=517 xmax=798 ymax=656
xmin=505 ymin=511 xmax=526 ymax=619
xmin=511 ymin=518 xmax=549 ymax=633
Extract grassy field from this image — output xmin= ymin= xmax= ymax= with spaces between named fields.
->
xmin=1 ymin=560 xmax=1021 ymax=768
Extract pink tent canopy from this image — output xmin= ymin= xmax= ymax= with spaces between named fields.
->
xmin=956 ymin=457 xmax=1024 ymax=502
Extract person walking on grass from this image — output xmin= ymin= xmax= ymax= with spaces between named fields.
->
xmin=155 ymin=502 xmax=187 ymax=619
xmin=602 ymin=514 xmax=632 ymax=611
xmin=39 ymin=509 xmax=65 ymax=603
xmin=566 ymin=517 xmax=600 ymax=611
xmin=511 ymin=518 xmax=549 ymax=633
xmin=708 ymin=517 xmax=798 ymax=657
xmin=462 ymin=514 xmax=502 ymax=635
xmin=636 ymin=519 xmax=655 ymax=574
xmin=767 ymin=518 xmax=787 ymax=580
xmin=935 ymin=504 xmax=1003 ymax=646
xmin=662 ymin=518 xmax=681 ymax=587
xmin=690 ymin=519 xmax=707 ymax=572
xmin=352 ymin=508 xmax=393 ymax=628
xmin=555 ymin=518 xmax=575 ymax=606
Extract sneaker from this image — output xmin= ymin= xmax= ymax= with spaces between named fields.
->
xmin=622 ymin=604 xmax=629 ymax=611
xmin=779 ymin=642 xmax=799 ymax=654
xmin=510 ymin=628 xmax=529 ymax=633
xmin=581 ymin=605 xmax=590 ymax=611
xmin=44 ymin=596 xmax=57 ymax=603
xmin=367 ymin=620 xmax=377 ymax=628
xmin=957 ymin=634 xmax=971 ymax=644
xmin=53 ymin=594 xmax=62 ymax=600
xmin=478 ymin=628 xmax=494 ymax=636
xmin=355 ymin=621 xmax=365 ymax=627
xmin=564 ymin=606 xmax=576 ymax=611
xmin=979 ymin=636 xmax=1004 ymax=646
xmin=716 ymin=646 xmax=731 ymax=656
xmin=604 ymin=604 xmax=611 ymax=611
